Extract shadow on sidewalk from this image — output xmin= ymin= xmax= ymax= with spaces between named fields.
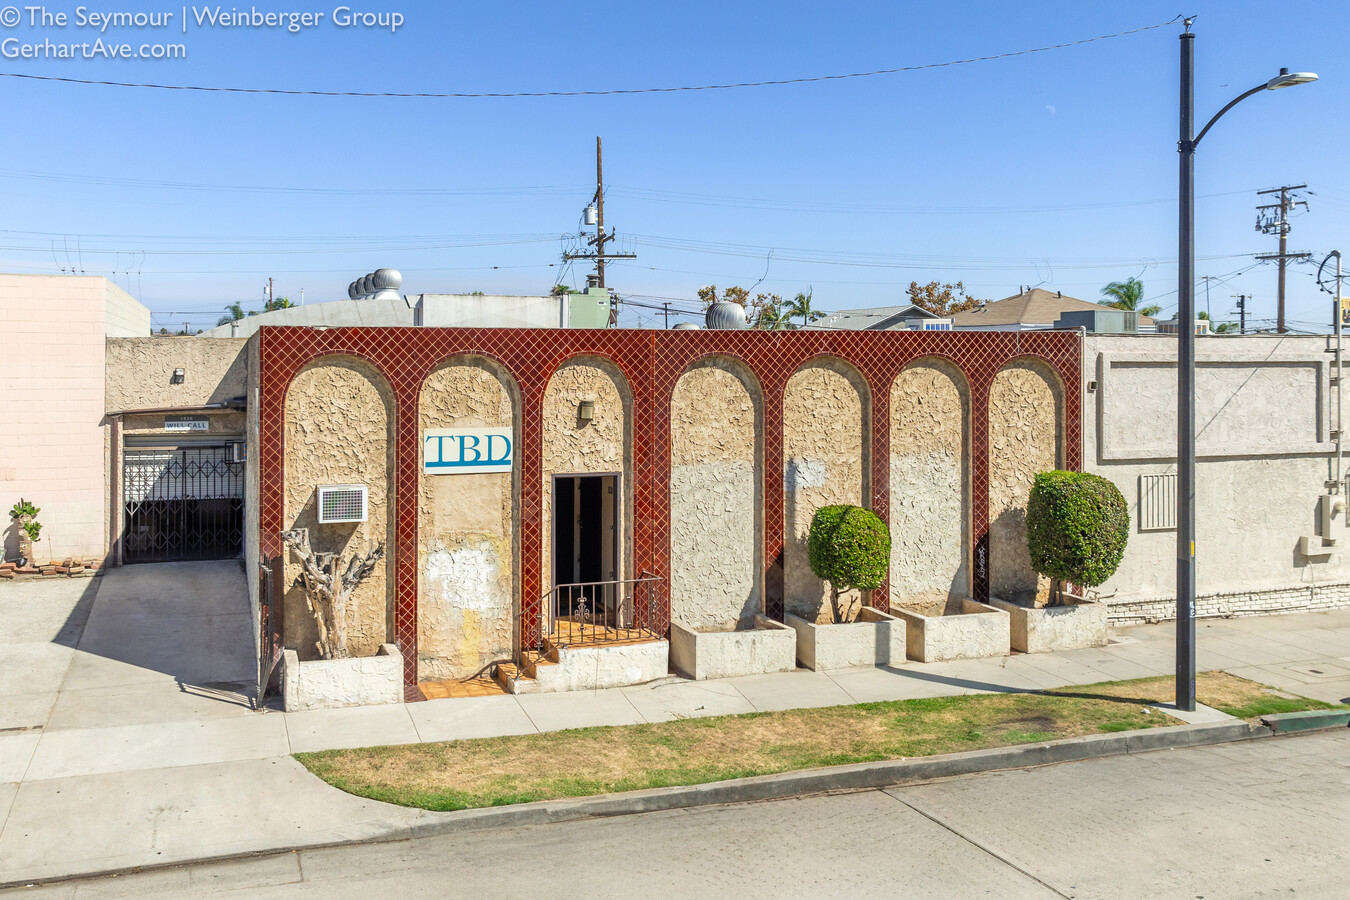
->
xmin=54 ymin=559 xmax=258 ymax=710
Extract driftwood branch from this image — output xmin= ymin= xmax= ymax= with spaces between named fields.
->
xmin=280 ymin=527 xmax=385 ymax=660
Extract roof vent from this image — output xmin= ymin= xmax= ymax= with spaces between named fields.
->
xmin=348 ymin=268 xmax=403 ymax=302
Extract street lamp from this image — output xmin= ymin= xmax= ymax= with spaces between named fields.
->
xmin=1176 ymin=20 xmax=1316 ymax=711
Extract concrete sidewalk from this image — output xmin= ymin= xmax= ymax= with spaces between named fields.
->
xmin=2 ymin=563 xmax=1349 ymax=885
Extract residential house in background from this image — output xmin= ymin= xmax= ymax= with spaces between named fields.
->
xmin=950 ymin=287 xmax=1155 ymax=332
xmin=808 ymin=304 xmax=952 ymax=331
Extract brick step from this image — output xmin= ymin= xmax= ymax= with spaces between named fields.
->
xmin=493 ymin=649 xmax=559 ymax=693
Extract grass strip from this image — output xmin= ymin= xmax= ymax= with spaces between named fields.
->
xmin=297 ymin=671 xmax=1340 ymax=812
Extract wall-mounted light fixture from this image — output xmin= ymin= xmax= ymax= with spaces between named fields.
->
xmin=171 ymin=368 xmax=185 ymax=384
xmin=577 ymin=400 xmax=595 ymax=424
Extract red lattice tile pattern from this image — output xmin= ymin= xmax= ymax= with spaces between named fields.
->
xmin=258 ymin=326 xmax=1081 ymax=692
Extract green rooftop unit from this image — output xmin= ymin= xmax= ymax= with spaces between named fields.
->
xmin=1053 ymin=309 xmax=1138 ymax=334
xmin=568 ymin=287 xmax=611 ymax=329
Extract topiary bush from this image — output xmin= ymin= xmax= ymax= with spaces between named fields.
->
xmin=1025 ymin=471 xmax=1128 ymax=601
xmin=807 ymin=505 xmax=891 ymax=623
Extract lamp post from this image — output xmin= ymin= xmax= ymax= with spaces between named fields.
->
xmin=1176 ymin=19 xmax=1316 ymax=711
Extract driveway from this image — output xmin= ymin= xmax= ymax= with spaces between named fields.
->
xmin=0 ymin=561 xmax=256 ymax=739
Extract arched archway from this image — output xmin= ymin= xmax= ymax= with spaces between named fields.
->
xmin=417 ymin=355 xmax=520 ymax=681
xmin=782 ymin=356 xmax=870 ymax=622
xmin=282 ymin=355 xmax=396 ymax=660
xmin=540 ymin=357 xmax=634 ymax=597
xmin=889 ymin=358 xmax=970 ymax=615
xmin=669 ymin=356 xmax=763 ymax=629
xmin=988 ymin=358 xmax=1064 ymax=604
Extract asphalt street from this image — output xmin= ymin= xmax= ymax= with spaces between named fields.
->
xmin=10 ymin=727 xmax=1348 ymax=899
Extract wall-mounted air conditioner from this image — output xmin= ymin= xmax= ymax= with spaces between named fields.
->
xmin=317 ymin=484 xmax=368 ymax=524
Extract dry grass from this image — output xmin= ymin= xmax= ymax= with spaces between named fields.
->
xmin=297 ymin=671 xmax=1340 ymax=812
xmin=1052 ymin=670 xmax=1342 ymax=720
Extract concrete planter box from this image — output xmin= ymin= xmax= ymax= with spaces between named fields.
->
xmin=989 ymin=594 xmax=1108 ymax=653
xmin=670 ymin=616 xmax=797 ymax=680
xmin=786 ymin=607 xmax=906 ymax=670
xmin=890 ymin=599 xmax=1010 ymax=663
xmin=282 ymin=643 xmax=403 ymax=711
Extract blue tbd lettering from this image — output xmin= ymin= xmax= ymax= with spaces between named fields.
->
xmin=427 ymin=434 xmax=512 ymax=468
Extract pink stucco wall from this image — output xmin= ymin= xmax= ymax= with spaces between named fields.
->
xmin=0 ymin=275 xmax=148 ymax=561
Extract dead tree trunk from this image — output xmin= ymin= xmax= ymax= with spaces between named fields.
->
xmin=280 ymin=528 xmax=385 ymax=660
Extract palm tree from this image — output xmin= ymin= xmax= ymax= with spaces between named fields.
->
xmin=216 ymin=302 xmax=247 ymax=327
xmin=786 ymin=288 xmax=823 ymax=328
xmin=1101 ymin=278 xmax=1144 ymax=309
xmin=1101 ymin=277 xmax=1161 ymax=318
xmin=266 ymin=296 xmax=297 ymax=311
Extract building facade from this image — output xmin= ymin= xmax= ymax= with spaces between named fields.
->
xmin=252 ymin=325 xmax=1081 ymax=694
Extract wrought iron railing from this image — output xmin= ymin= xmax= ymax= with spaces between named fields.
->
xmin=544 ymin=574 xmax=661 ymax=649
xmin=505 ymin=574 xmax=661 ymax=686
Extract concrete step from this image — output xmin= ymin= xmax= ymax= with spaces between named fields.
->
xmin=494 ymin=650 xmax=557 ymax=694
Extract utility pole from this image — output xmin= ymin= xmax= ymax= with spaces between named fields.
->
xmin=563 ymin=137 xmax=636 ymax=326
xmin=1200 ymin=275 xmax=1215 ymax=318
xmin=662 ymin=302 xmax=670 ymax=329
xmin=1231 ymin=294 xmax=1249 ymax=334
xmin=1255 ymin=185 xmax=1310 ymax=333
xmin=267 ymin=277 xmax=274 ymax=311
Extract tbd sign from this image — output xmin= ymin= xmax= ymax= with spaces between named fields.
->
xmin=423 ymin=428 xmax=513 ymax=475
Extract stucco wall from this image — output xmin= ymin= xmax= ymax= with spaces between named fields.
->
xmin=540 ymin=359 xmax=632 ymax=595
xmin=783 ymin=359 xmax=868 ymax=622
xmin=988 ymin=360 xmax=1062 ymax=605
xmin=669 ymin=358 xmax=761 ymax=629
xmin=282 ymin=357 xmax=395 ymax=660
xmin=417 ymin=360 xmax=517 ymax=681
xmin=121 ymin=410 xmax=245 ymax=436
xmin=1084 ymin=334 xmax=1350 ymax=621
xmin=106 ymin=337 xmax=247 ymax=412
xmin=890 ymin=360 xmax=969 ymax=615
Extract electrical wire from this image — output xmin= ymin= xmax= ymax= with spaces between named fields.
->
xmin=0 ymin=18 xmax=1181 ymax=98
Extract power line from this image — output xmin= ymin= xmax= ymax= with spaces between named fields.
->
xmin=0 ymin=18 xmax=1180 ymax=99
xmin=608 ymin=185 xmax=1255 ymax=215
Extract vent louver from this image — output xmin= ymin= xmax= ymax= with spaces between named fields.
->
xmin=317 ymin=485 xmax=368 ymax=524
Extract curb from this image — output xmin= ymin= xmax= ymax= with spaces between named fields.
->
xmin=1260 ymin=708 xmax=1350 ymax=733
xmin=387 ymin=718 xmax=1272 ymax=837
xmin=0 ymin=715 xmax=1290 ymax=890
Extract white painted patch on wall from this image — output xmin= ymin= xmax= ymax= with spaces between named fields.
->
xmin=786 ymin=459 xmax=827 ymax=491
xmin=426 ymin=545 xmax=500 ymax=613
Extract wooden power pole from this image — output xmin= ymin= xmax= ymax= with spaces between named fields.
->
xmin=1255 ymin=185 xmax=1310 ymax=334
xmin=563 ymin=137 xmax=636 ymax=325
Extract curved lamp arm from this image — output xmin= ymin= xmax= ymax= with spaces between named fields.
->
xmin=1191 ymin=69 xmax=1318 ymax=150
xmin=1191 ymin=83 xmax=1267 ymax=148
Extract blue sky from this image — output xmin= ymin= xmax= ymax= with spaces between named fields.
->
xmin=1 ymin=1 xmax=1347 ymax=331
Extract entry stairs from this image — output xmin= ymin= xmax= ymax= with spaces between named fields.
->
xmin=494 ymin=629 xmax=668 ymax=694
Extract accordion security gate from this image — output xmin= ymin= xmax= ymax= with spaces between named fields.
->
xmin=122 ymin=446 xmax=245 ymax=563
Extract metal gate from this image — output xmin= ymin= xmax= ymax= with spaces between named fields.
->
xmin=122 ymin=446 xmax=244 ymax=563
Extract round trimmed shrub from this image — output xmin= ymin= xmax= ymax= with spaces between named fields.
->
xmin=1025 ymin=471 xmax=1129 ymax=588
xmin=807 ymin=504 xmax=891 ymax=597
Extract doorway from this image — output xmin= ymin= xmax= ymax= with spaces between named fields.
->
xmin=553 ymin=474 xmax=618 ymax=589
xmin=122 ymin=442 xmax=245 ymax=563
xmin=552 ymin=473 xmax=620 ymax=631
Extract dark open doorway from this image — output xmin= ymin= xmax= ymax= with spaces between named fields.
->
xmin=552 ymin=474 xmax=619 ymax=611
